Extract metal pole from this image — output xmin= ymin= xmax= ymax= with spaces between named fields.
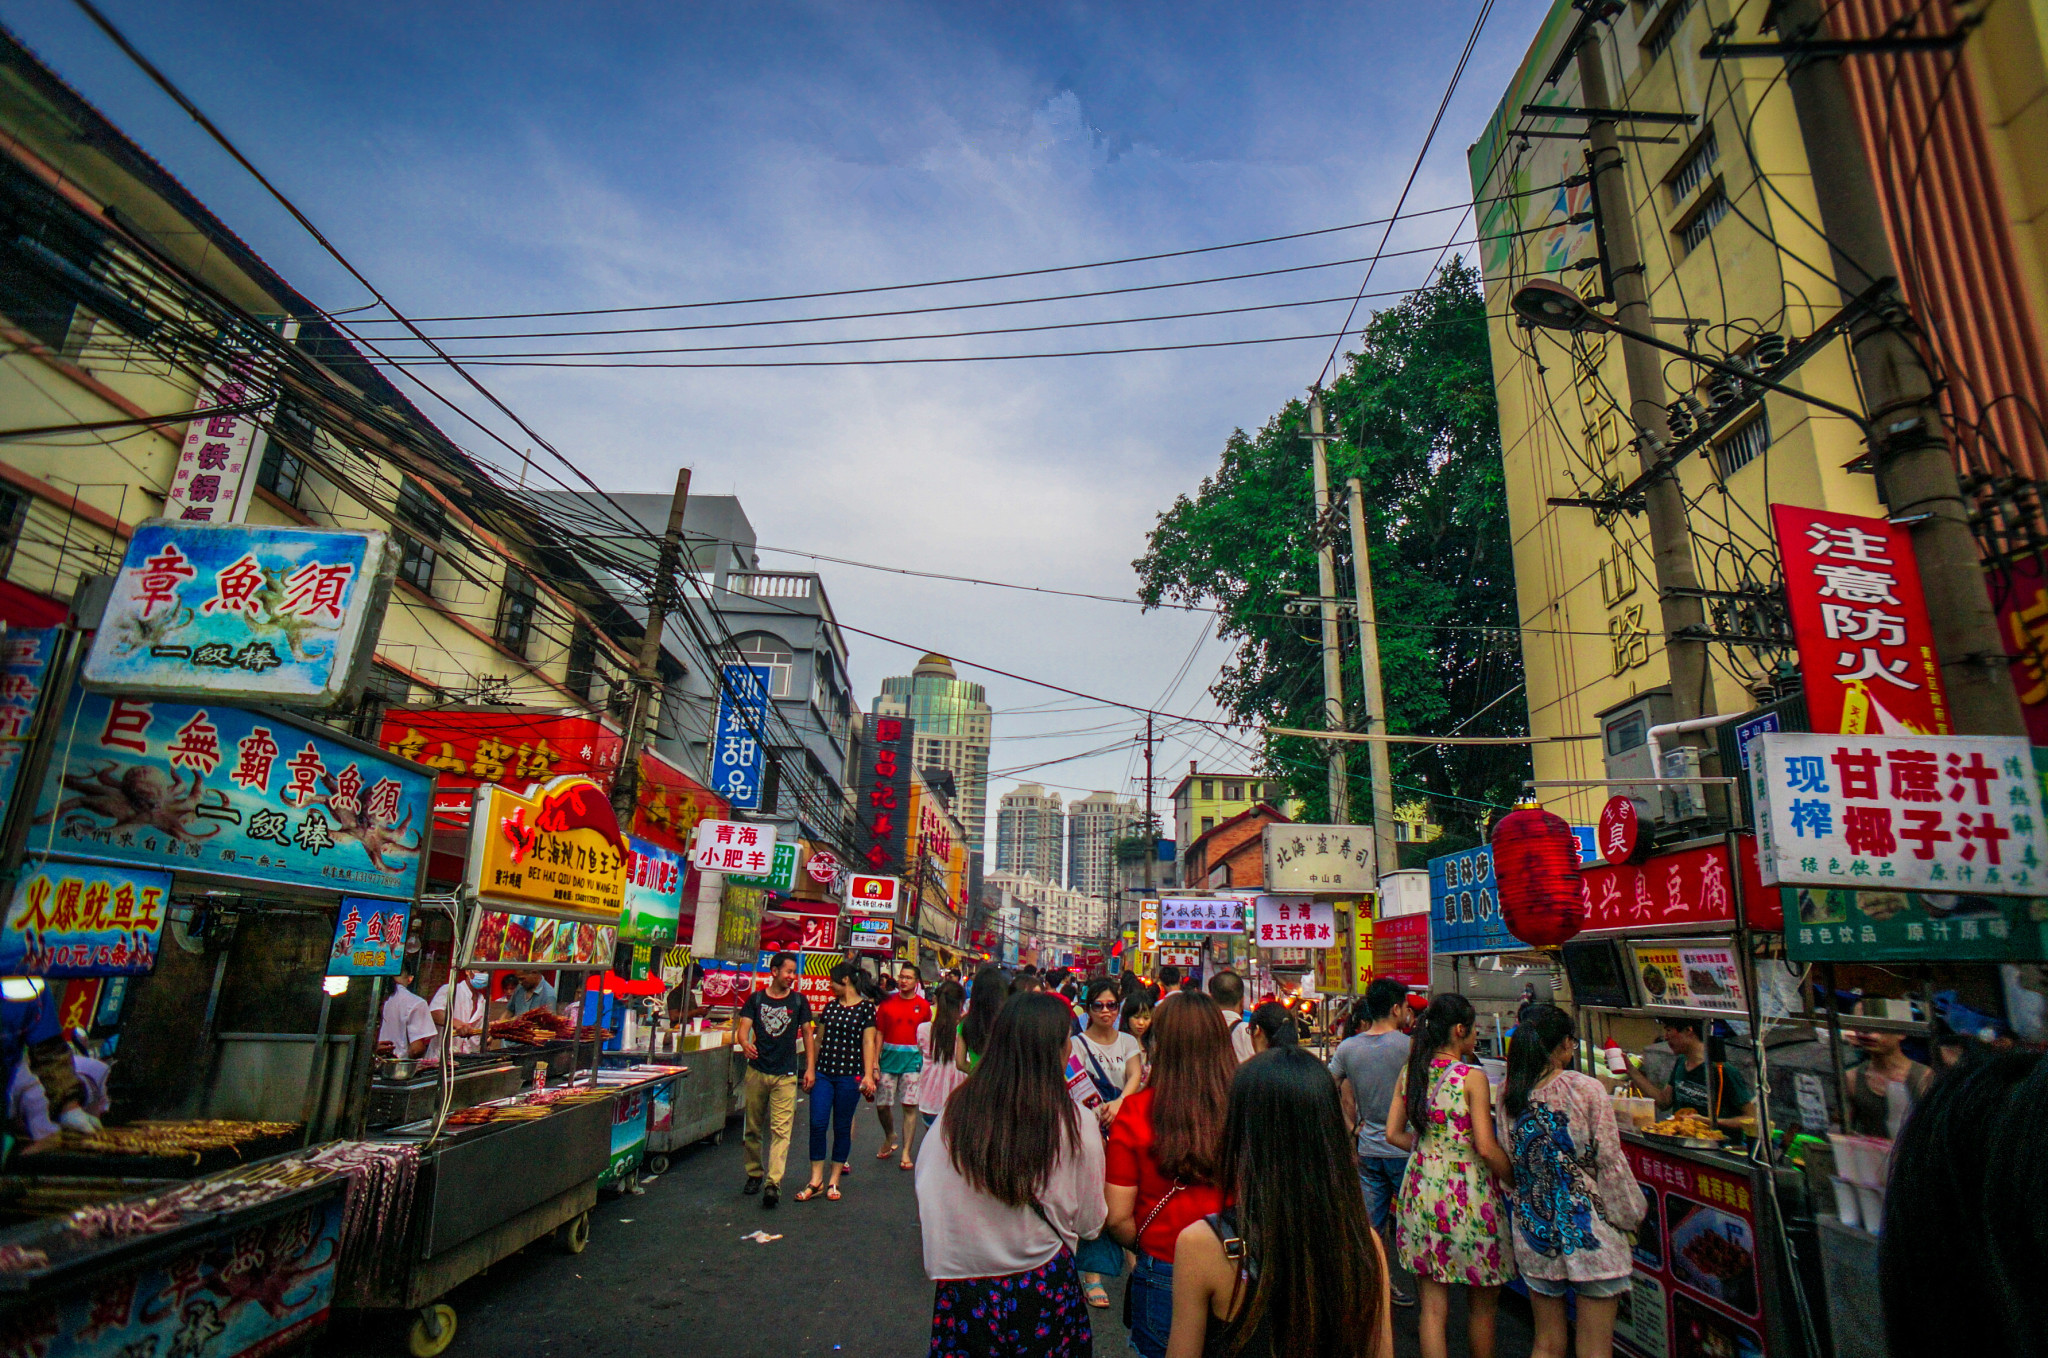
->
xmin=1307 ymin=395 xmax=1350 ymax=821
xmin=1143 ymin=714 xmax=1156 ymax=898
xmin=612 ymin=467 xmax=693 ymax=822
xmin=1347 ymin=476 xmax=1398 ymax=877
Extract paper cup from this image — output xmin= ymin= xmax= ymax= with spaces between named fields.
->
xmin=1831 ymin=1177 xmax=1862 ymax=1230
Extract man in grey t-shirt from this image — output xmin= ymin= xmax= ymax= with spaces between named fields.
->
xmin=1332 ymin=978 xmax=1417 ymax=1307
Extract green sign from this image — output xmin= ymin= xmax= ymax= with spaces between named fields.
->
xmin=1784 ymin=885 xmax=2048 ymax=963
xmin=728 ymin=841 xmax=798 ymax=892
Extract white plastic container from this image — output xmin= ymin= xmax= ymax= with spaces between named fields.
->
xmin=1830 ymin=1177 xmax=1863 ymax=1230
xmin=1854 ymin=1181 xmax=1885 ymax=1232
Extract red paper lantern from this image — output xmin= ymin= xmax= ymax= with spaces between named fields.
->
xmin=1491 ymin=800 xmax=1587 ymax=947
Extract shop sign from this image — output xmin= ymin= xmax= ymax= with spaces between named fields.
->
xmin=1253 ymin=895 xmax=1335 ymax=947
xmin=163 ymin=333 xmax=292 ymax=524
xmin=1430 ymin=830 xmax=1599 ymax=955
xmin=921 ymin=901 xmax=962 ymax=945
xmin=1317 ymin=916 xmax=1349 ymax=991
xmin=58 ymin=978 xmax=102 ymax=1033
xmin=806 ymin=848 xmax=844 ymax=884
xmin=1580 ymin=838 xmax=1779 ymax=934
xmin=85 ymin=521 xmax=392 ymax=708
xmin=1630 ymin=940 xmax=1747 ymax=1014
xmin=1752 ymin=731 xmax=2047 ymax=894
xmin=326 ymin=896 xmax=413 ymax=976
xmin=1620 ymin=1140 xmax=1765 ymax=1358
xmin=469 ymin=774 xmax=627 ymax=921
xmin=711 ymin=662 xmax=773 ymax=810
xmin=1598 ymin=796 xmax=1646 ymax=863
xmin=697 ymin=960 xmax=753 ymax=1006
xmin=623 ymin=836 xmax=684 ymax=944
xmin=728 ymin=840 xmax=798 ymax=891
xmin=32 ymin=688 xmax=431 ymax=899
xmin=631 ymin=747 xmax=728 ymax=856
xmin=691 ymin=818 xmax=778 ymax=876
xmin=1991 ymin=548 xmax=2048 ymax=745
xmin=0 ymin=627 xmax=57 ymax=829
xmin=1263 ymin=824 xmax=1374 ymax=891
xmin=1772 ymin=503 xmax=1950 ymax=735
xmin=850 ymin=917 xmax=892 ymax=953
xmin=1352 ymin=909 xmax=1375 ymax=993
xmin=0 ymin=860 xmax=171 ymax=977
xmin=1157 ymin=946 xmax=1202 ymax=968
xmin=846 ymin=873 xmax=900 ymax=916
xmin=854 ymin=714 xmax=916 ymax=872
xmin=380 ymin=708 xmax=624 ymax=826
xmin=752 ymin=950 xmax=839 ymax=1004
xmin=1138 ymin=897 xmax=1159 ymax=957
xmin=759 ymin=911 xmax=839 ymax=954
xmin=1785 ymin=886 xmax=2048 ymax=963
xmin=1159 ymin=896 xmax=1245 ymax=933
xmin=1372 ymin=912 xmax=1430 ymax=986
xmin=716 ymin=882 xmax=768 ymax=962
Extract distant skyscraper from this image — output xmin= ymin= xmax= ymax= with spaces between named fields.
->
xmin=875 ymin=654 xmax=992 ymax=855
xmin=1066 ymin=791 xmax=1139 ymax=905
xmin=996 ymin=784 xmax=1064 ymax=882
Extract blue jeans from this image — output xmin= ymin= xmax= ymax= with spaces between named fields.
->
xmin=1075 ymin=1230 xmax=1124 ymax=1277
xmin=1126 ymin=1252 xmax=1175 ymax=1358
xmin=1359 ymin=1155 xmax=1408 ymax=1236
xmin=808 ymin=1073 xmax=862 ymax=1164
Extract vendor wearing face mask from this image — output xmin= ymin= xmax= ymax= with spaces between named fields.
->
xmin=429 ymin=968 xmax=493 ymax=1058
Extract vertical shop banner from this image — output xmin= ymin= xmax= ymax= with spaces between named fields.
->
xmin=1252 ymin=896 xmax=1336 ymax=947
xmin=0 ymin=627 xmax=57 ymax=828
xmin=1991 ymin=548 xmax=2048 ymax=745
xmin=85 ymin=522 xmax=393 ymax=708
xmin=853 ymin=714 xmax=916 ymax=873
xmin=1262 ymin=824 xmax=1375 ymax=891
xmin=327 ymin=896 xmax=414 ymax=976
xmin=1372 ymin=913 xmax=1431 ymax=986
xmin=711 ymin=663 xmax=773 ymax=810
xmin=162 ymin=326 xmax=295 ymax=525
xmin=0 ymin=860 xmax=172 ymax=976
xmin=1138 ymin=897 xmax=1160 ymax=959
xmin=1352 ymin=909 xmax=1375 ymax=992
xmin=623 ymin=836 xmax=684 ymax=944
xmin=716 ymin=883 xmax=768 ymax=963
xmin=1772 ymin=504 xmax=1951 ymax=736
xmin=33 ymin=688 xmax=432 ymax=898
xmin=1752 ymin=731 xmax=2048 ymax=894
xmin=1620 ymin=1141 xmax=1767 ymax=1358
xmin=381 ymin=709 xmax=625 ymax=826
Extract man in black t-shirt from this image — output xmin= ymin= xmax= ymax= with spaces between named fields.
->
xmin=736 ymin=952 xmax=816 ymax=1208
xmin=1629 ymin=1017 xmax=1757 ymax=1136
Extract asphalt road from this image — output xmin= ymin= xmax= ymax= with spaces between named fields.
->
xmin=320 ymin=1096 xmax=1534 ymax=1358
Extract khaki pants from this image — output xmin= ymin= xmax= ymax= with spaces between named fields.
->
xmin=743 ymin=1070 xmax=798 ymax=1186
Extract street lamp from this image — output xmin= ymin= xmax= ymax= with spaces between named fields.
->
xmin=1509 ymin=279 xmax=1871 ymax=436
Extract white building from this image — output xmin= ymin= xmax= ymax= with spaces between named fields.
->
xmin=985 ymin=869 xmax=1108 ymax=956
xmin=995 ymin=783 xmax=1064 ymax=882
xmin=1066 ymin=792 xmax=1139 ymax=906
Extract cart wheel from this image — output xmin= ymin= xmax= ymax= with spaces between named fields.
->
xmin=620 ymin=1170 xmax=640 ymax=1196
xmin=708 ymin=1126 xmax=726 ymax=1146
xmin=408 ymin=1304 xmax=457 ymax=1358
xmin=646 ymin=1154 xmax=669 ymax=1174
xmin=556 ymin=1210 xmax=591 ymax=1254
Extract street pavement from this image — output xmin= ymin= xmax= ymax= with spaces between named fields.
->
xmin=321 ymin=1095 xmax=1534 ymax=1358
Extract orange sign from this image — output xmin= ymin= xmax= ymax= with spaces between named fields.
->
xmin=630 ymin=747 xmax=728 ymax=856
xmin=467 ymin=774 xmax=627 ymax=922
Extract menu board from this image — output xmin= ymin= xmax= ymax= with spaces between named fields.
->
xmin=1630 ymin=941 xmax=1748 ymax=1015
xmin=1619 ymin=1140 xmax=1771 ymax=1358
xmin=464 ymin=908 xmax=617 ymax=970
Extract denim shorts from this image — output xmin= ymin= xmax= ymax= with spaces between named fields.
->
xmin=1523 ymin=1273 xmax=1631 ymax=1300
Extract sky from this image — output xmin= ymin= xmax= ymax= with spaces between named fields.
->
xmin=1 ymin=0 xmax=1554 ymax=848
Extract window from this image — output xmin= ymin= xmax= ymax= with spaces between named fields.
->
xmin=1224 ymin=782 xmax=1242 ymax=801
xmin=1676 ymin=188 xmax=1731 ymax=255
xmin=396 ymin=531 xmax=437 ymax=593
xmin=1201 ymin=779 xmax=1214 ymax=800
xmin=733 ymin=633 xmax=794 ymax=697
xmin=395 ymin=477 xmax=446 ymax=539
xmin=363 ymin=664 xmax=412 ymax=706
xmin=497 ymin=572 xmax=539 ymax=657
xmin=1606 ymin=711 xmax=1647 ymax=756
xmin=566 ymin=627 xmax=604 ymax=703
xmin=1395 ymin=822 xmax=1411 ymax=842
xmin=1641 ymin=0 xmax=1698 ymax=59
xmin=1668 ymin=126 xmax=1719 ymax=206
xmin=256 ymin=439 xmax=306 ymax=506
xmin=1715 ymin=411 xmax=1771 ymax=477
xmin=1201 ymin=816 xmax=1216 ymax=836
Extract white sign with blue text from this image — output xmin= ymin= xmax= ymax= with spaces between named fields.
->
xmin=711 ymin=663 xmax=772 ymax=811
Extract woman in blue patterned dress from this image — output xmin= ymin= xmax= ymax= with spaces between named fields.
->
xmin=1500 ymin=1005 xmax=1644 ymax=1358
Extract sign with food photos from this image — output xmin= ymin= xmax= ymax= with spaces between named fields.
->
xmin=1158 ymin=896 xmax=1245 ymax=934
xmin=1752 ymin=732 xmax=2048 ymax=895
xmin=1784 ymin=885 xmax=2048 ymax=963
xmin=1618 ymin=1140 xmax=1769 ymax=1358
xmin=464 ymin=908 xmax=618 ymax=970
xmin=1630 ymin=941 xmax=1747 ymax=1014
xmin=0 ymin=860 xmax=171 ymax=977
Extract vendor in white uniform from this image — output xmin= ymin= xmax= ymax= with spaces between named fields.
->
xmin=378 ymin=968 xmax=436 ymax=1060
xmin=428 ymin=968 xmax=492 ymax=1058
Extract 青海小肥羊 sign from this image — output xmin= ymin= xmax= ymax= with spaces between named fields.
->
xmin=32 ymin=688 xmax=432 ymax=899
xmin=1752 ymin=732 xmax=2048 ymax=895
xmin=327 ymin=897 xmax=413 ymax=976
xmin=0 ymin=860 xmax=171 ymax=977
xmin=691 ymin=818 xmax=778 ymax=877
xmin=85 ymin=521 xmax=393 ymax=709
xmin=469 ymin=775 xmax=628 ymax=921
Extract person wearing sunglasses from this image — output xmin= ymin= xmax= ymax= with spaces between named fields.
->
xmin=1072 ymin=976 xmax=1146 ymax=1309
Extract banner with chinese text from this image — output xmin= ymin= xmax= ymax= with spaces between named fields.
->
xmin=1432 ymin=829 xmax=1600 ymax=954
xmin=1252 ymin=895 xmax=1335 ymax=947
xmin=0 ymin=627 xmax=57 ymax=831
xmin=711 ymin=663 xmax=772 ymax=810
xmin=0 ymin=860 xmax=171 ymax=976
xmin=381 ymin=708 xmax=623 ymax=828
xmin=623 ymin=836 xmax=684 ymax=944
xmin=327 ymin=896 xmax=413 ymax=976
xmin=1579 ymin=838 xmax=1778 ymax=935
xmin=853 ymin=714 xmax=915 ymax=873
xmin=1159 ymin=896 xmax=1245 ymax=933
xmin=1372 ymin=912 xmax=1431 ymax=986
xmin=1630 ymin=940 xmax=1747 ymax=1013
xmin=1785 ymin=886 xmax=2048 ymax=962
xmin=1619 ymin=1140 xmax=1768 ymax=1358
xmin=1263 ymin=824 xmax=1374 ymax=891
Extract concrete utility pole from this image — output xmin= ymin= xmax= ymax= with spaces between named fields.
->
xmin=1307 ymin=394 xmax=1351 ymax=821
xmin=1143 ymin=712 xmax=1157 ymax=897
xmin=1573 ymin=38 xmax=1719 ymax=727
xmin=611 ymin=466 xmax=691 ymax=823
xmin=1346 ymin=476 xmax=1398 ymax=880
xmin=1771 ymin=0 xmax=2024 ymax=736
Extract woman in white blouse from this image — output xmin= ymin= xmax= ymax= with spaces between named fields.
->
xmin=916 ymin=991 xmax=1106 ymax=1358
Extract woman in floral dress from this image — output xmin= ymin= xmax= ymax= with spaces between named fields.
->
xmin=1387 ymin=993 xmax=1516 ymax=1358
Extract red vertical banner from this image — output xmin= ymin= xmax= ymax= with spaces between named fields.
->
xmin=1771 ymin=504 xmax=1950 ymax=735
xmin=1989 ymin=549 xmax=2048 ymax=745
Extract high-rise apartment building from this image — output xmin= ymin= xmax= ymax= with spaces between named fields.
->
xmin=995 ymin=783 xmax=1064 ymax=882
xmin=1065 ymin=792 xmax=1139 ymax=906
xmin=875 ymin=655 xmax=992 ymax=855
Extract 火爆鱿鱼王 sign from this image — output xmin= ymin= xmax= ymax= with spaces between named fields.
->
xmin=0 ymin=860 xmax=171 ymax=977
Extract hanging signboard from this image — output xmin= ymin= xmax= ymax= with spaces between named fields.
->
xmin=1752 ymin=731 xmax=2048 ymax=895
xmin=850 ymin=917 xmax=893 ymax=953
xmin=162 ymin=327 xmax=295 ymax=524
xmin=0 ymin=627 xmax=57 ymax=830
xmin=380 ymin=708 xmax=624 ymax=827
xmin=1430 ymin=829 xmax=1599 ymax=955
xmin=690 ymin=818 xmax=778 ymax=876
xmin=1771 ymin=503 xmax=1951 ymax=736
xmin=1263 ymin=824 xmax=1374 ymax=892
xmin=32 ymin=688 xmax=432 ymax=899
xmin=711 ymin=662 xmax=773 ymax=810
xmin=750 ymin=951 xmax=838 ymax=1005
xmin=1579 ymin=839 xmax=1780 ymax=935
xmin=1252 ymin=895 xmax=1336 ymax=947
xmin=1138 ymin=897 xmax=1160 ymax=958
xmin=0 ymin=860 xmax=171 ymax=977
xmin=846 ymin=873 xmax=901 ymax=916
xmin=623 ymin=836 xmax=684 ymax=944
xmin=464 ymin=908 xmax=619 ymax=969
xmin=728 ymin=840 xmax=799 ymax=891
xmin=468 ymin=774 xmax=628 ymax=921
xmin=853 ymin=714 xmax=916 ymax=873
xmin=1352 ymin=908 xmax=1376 ymax=991
xmin=631 ymin=747 xmax=729 ymax=856
xmin=326 ymin=896 xmax=414 ymax=976
xmin=1785 ymin=886 xmax=2048 ymax=963
xmin=84 ymin=521 xmax=394 ymax=709
xmin=1159 ymin=896 xmax=1245 ymax=934
xmin=1629 ymin=939 xmax=1748 ymax=1014
xmin=1372 ymin=912 xmax=1431 ymax=986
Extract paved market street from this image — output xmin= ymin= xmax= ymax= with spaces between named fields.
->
xmin=320 ymin=1100 xmax=1535 ymax=1358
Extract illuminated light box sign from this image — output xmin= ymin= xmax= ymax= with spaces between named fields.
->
xmin=1430 ymin=829 xmax=1598 ymax=955
xmin=469 ymin=775 xmax=628 ymax=922
xmin=327 ymin=897 xmax=413 ymax=977
xmin=1263 ymin=824 xmax=1374 ymax=892
xmin=691 ymin=818 xmax=778 ymax=877
xmin=0 ymin=860 xmax=171 ymax=977
xmin=464 ymin=908 xmax=618 ymax=969
xmin=1158 ymin=897 xmax=1245 ymax=934
xmin=1252 ymin=895 xmax=1335 ymax=947
xmin=623 ymin=837 xmax=684 ymax=944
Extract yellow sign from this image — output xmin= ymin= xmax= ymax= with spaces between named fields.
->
xmin=1139 ymin=898 xmax=1159 ymax=962
xmin=1352 ymin=910 xmax=1375 ymax=995
xmin=467 ymin=775 xmax=626 ymax=922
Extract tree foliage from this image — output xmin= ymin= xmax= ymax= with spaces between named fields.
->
xmin=1133 ymin=258 xmax=1528 ymax=840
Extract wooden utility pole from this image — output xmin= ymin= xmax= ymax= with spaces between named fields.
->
xmin=611 ymin=467 xmax=691 ymax=822
xmin=1771 ymin=0 xmax=2023 ymax=735
xmin=1346 ymin=476 xmax=1397 ymax=881
xmin=1307 ymin=394 xmax=1351 ymax=821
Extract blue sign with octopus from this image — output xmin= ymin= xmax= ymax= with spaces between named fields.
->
xmin=30 ymin=687 xmax=432 ymax=900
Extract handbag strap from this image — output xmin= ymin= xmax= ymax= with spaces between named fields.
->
xmin=1078 ymin=1037 xmax=1122 ymax=1101
xmin=1136 ymin=1180 xmax=1185 ymax=1246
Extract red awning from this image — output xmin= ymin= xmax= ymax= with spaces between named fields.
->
xmin=0 ymin=580 xmax=67 ymax=628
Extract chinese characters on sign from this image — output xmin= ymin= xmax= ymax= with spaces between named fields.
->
xmin=1262 ymin=824 xmax=1375 ymax=891
xmin=845 ymin=873 xmax=901 ymax=917
xmin=0 ymin=861 xmax=171 ymax=977
xmin=690 ymin=818 xmax=779 ymax=877
xmin=1785 ymin=885 xmax=2048 ymax=962
xmin=1581 ymin=842 xmax=1746 ymax=932
xmin=1158 ymin=897 xmax=1246 ymax=934
xmin=1772 ymin=503 xmax=1951 ymax=735
xmin=381 ymin=709 xmax=625 ymax=827
xmin=622 ymin=836 xmax=684 ymax=945
xmin=711 ymin=663 xmax=773 ymax=810
xmin=1631 ymin=942 xmax=1747 ymax=1014
xmin=1621 ymin=1140 xmax=1765 ymax=1358
xmin=1371 ymin=912 xmax=1430 ymax=986
xmin=1991 ymin=548 xmax=2048 ymax=745
xmin=1429 ymin=830 xmax=1600 ymax=955
xmin=468 ymin=775 xmax=628 ymax=921
xmin=0 ymin=627 xmax=56 ymax=830
xmin=1252 ymin=896 xmax=1336 ymax=947
xmin=728 ymin=840 xmax=799 ymax=892
xmin=85 ymin=522 xmax=391 ymax=708
xmin=326 ymin=897 xmax=413 ymax=977
xmin=163 ymin=333 xmax=293 ymax=526
xmin=1752 ymin=732 xmax=2048 ymax=894
xmin=853 ymin=713 xmax=916 ymax=873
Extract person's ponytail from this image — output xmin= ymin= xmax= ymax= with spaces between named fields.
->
xmin=1406 ymin=993 xmax=1477 ymax=1138
xmin=1505 ymin=1003 xmax=1576 ymax=1119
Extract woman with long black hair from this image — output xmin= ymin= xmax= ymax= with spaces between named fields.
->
xmin=1386 ymin=993 xmax=1514 ymax=1358
xmin=1164 ymin=1045 xmax=1393 ymax=1358
xmin=1498 ymin=1004 xmax=1641 ymax=1358
xmin=915 ymin=979 xmax=968 ymax=1127
xmin=916 ymin=992 xmax=1105 ymax=1358
xmin=956 ymin=966 xmax=1007 ymax=1074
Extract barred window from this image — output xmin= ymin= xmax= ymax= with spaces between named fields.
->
xmin=1668 ymin=127 xmax=1720 ymax=205
xmin=1715 ymin=411 xmax=1771 ymax=477
xmin=1677 ymin=188 xmax=1731 ymax=254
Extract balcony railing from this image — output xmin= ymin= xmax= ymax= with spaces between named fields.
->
xmin=728 ymin=572 xmax=813 ymax=599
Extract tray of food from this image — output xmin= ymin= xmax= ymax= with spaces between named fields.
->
xmin=1638 ymin=1111 xmax=1728 ymax=1149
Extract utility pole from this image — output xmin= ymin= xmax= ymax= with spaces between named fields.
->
xmin=611 ymin=466 xmax=691 ymax=823
xmin=1346 ymin=477 xmax=1398 ymax=883
xmin=1306 ymin=394 xmax=1351 ymax=821
xmin=1771 ymin=0 xmax=2024 ymax=736
xmin=1573 ymin=37 xmax=1719 ymax=728
xmin=1142 ymin=713 xmax=1156 ymax=898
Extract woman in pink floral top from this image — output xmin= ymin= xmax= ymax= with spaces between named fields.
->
xmin=1387 ymin=994 xmax=1516 ymax=1358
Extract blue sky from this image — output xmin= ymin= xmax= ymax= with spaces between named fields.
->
xmin=2 ymin=0 xmax=1552 ymax=841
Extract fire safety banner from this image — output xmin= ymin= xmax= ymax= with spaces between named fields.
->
xmin=853 ymin=714 xmax=915 ymax=874
xmin=1770 ymin=504 xmax=1951 ymax=735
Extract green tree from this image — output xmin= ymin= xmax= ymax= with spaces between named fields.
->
xmin=1134 ymin=258 xmax=1527 ymax=842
